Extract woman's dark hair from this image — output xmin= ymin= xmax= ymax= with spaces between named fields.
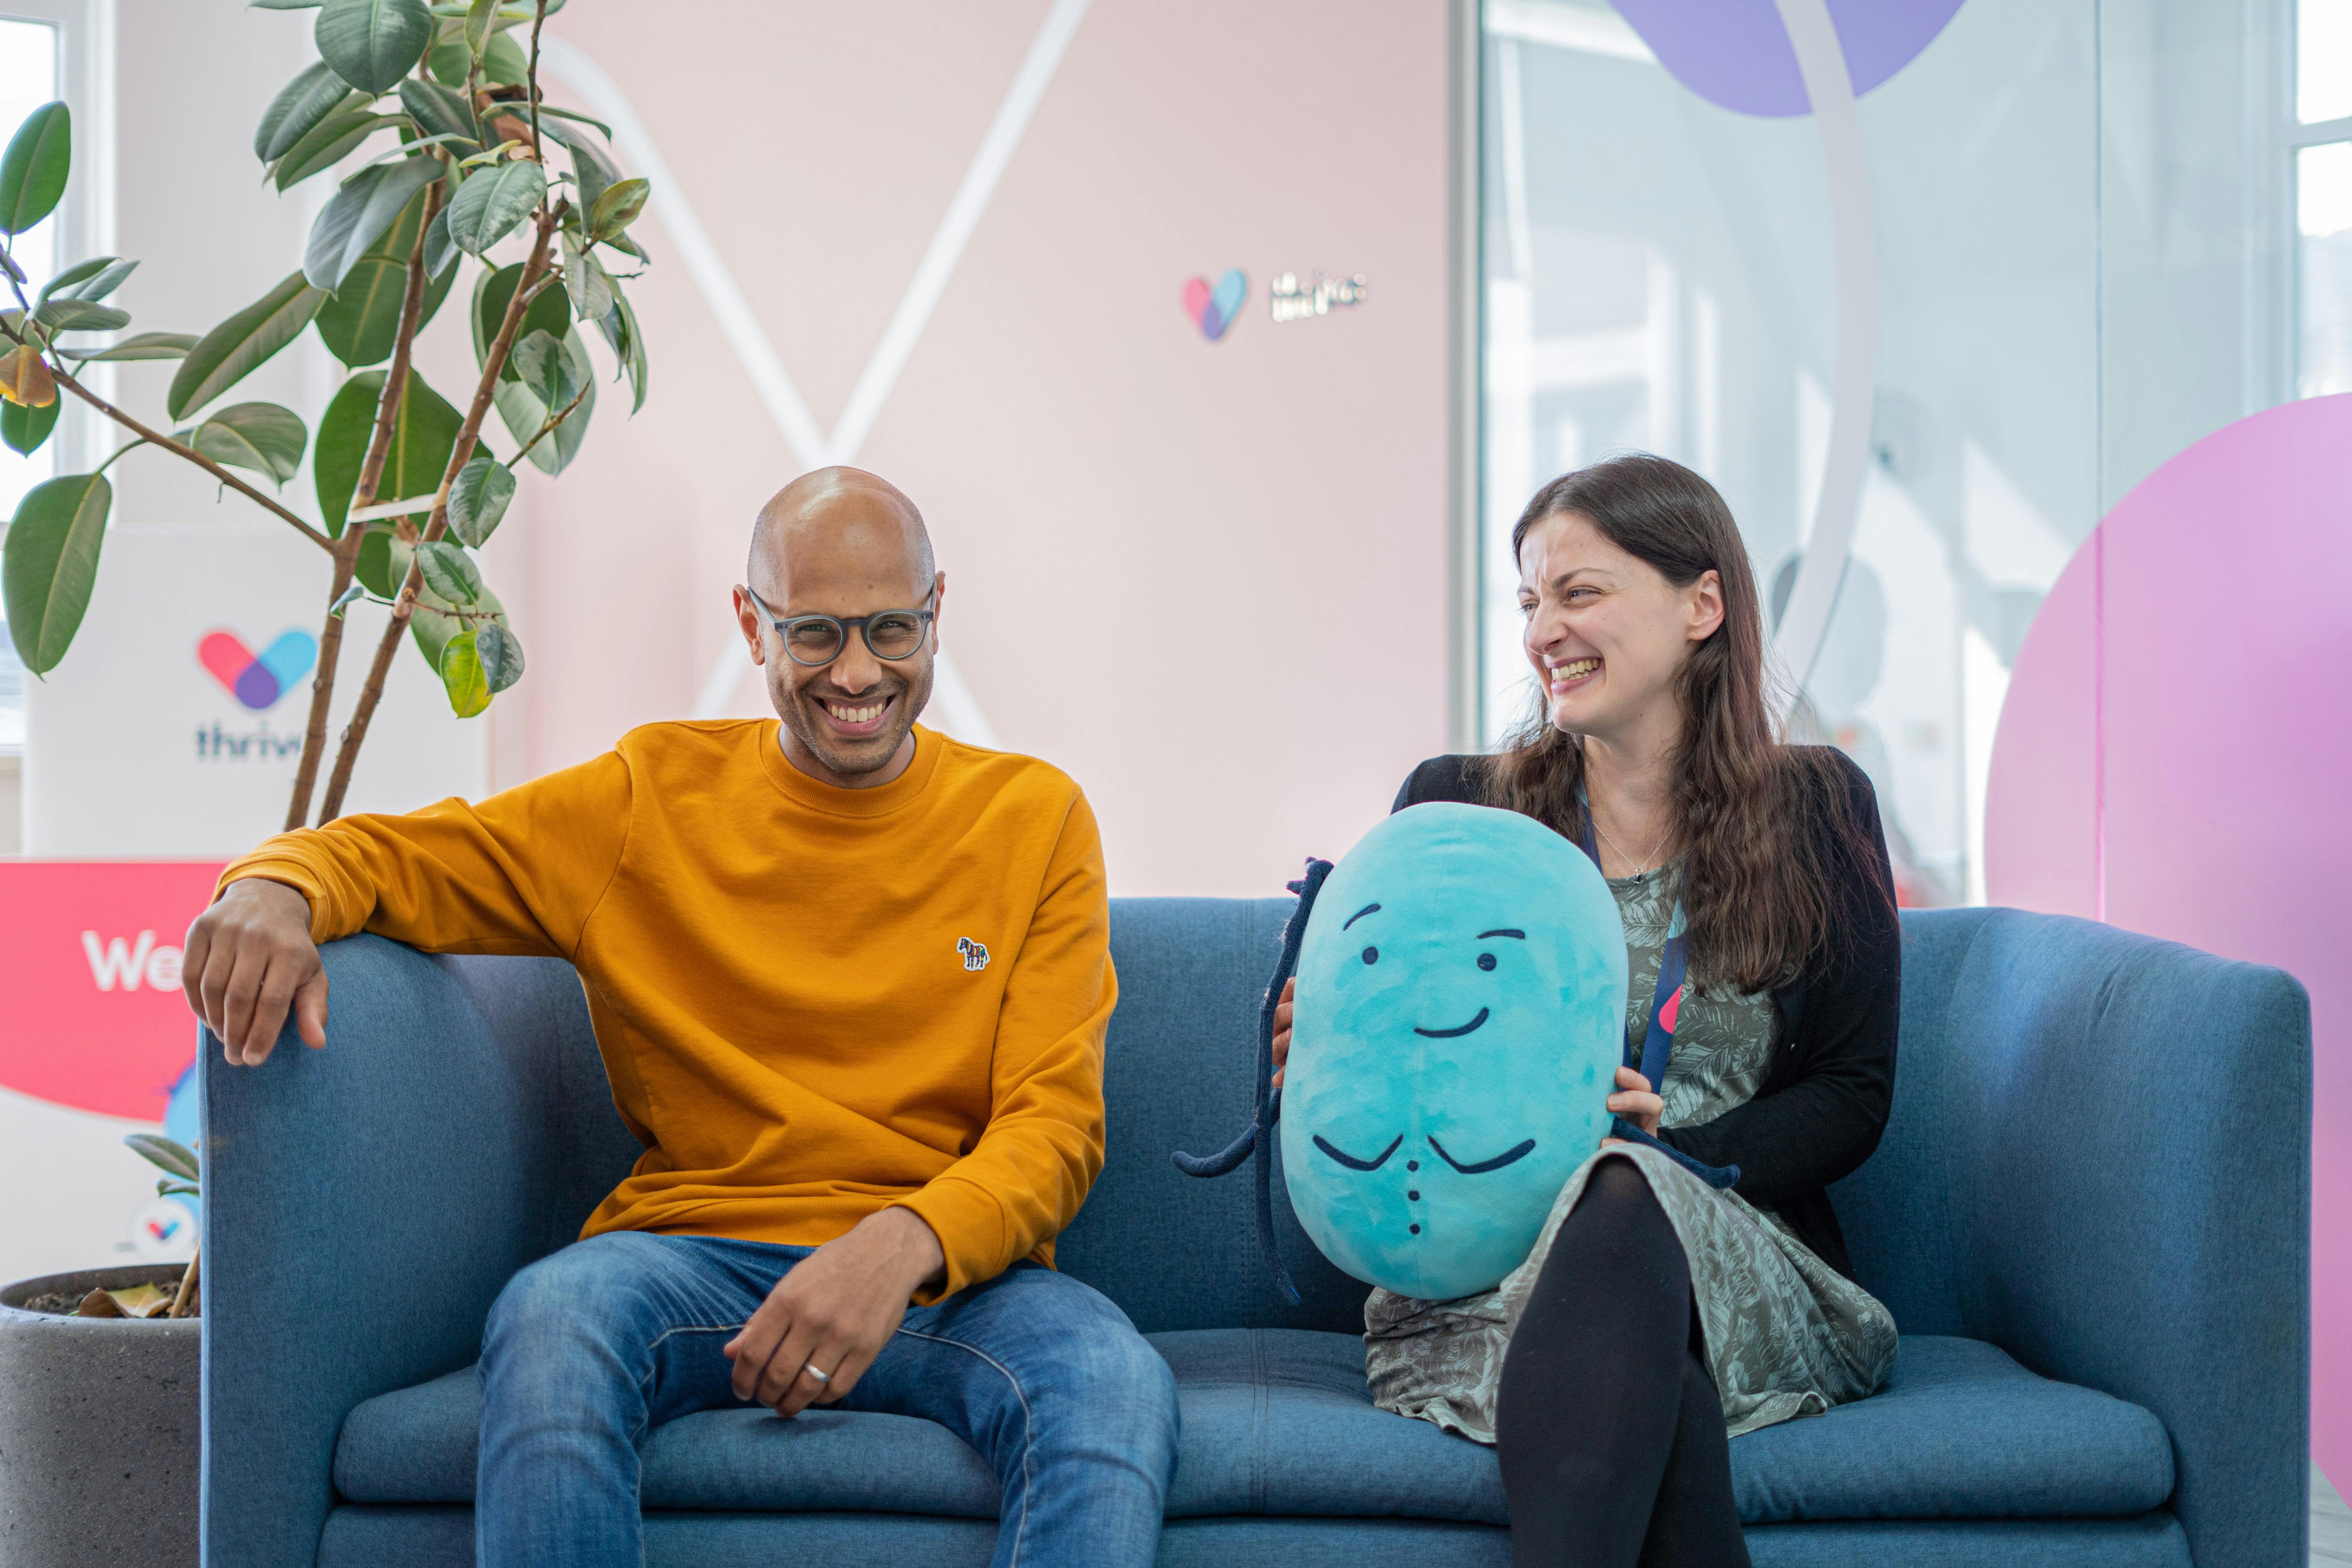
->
xmin=1483 ymin=453 xmax=1881 ymax=993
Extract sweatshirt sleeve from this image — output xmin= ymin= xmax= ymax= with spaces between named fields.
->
xmin=892 ymin=787 xmax=1115 ymax=1301
xmin=215 ymin=750 xmax=635 ymax=962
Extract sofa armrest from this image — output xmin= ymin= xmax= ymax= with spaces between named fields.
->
xmin=1922 ymin=910 xmax=2311 ymax=1567
xmin=200 ymin=936 xmax=598 ymax=1568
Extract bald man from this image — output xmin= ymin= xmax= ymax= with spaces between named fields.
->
xmin=182 ymin=468 xmax=1176 ymax=1568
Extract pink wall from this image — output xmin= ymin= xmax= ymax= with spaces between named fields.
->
xmin=491 ymin=0 xmax=1453 ymax=895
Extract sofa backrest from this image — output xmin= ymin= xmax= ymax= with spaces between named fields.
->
xmin=506 ymin=898 xmax=1980 ymax=1336
xmin=503 ymin=898 xmax=2303 ymax=1353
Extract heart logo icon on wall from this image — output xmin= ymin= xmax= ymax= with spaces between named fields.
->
xmin=1182 ymin=269 xmax=1249 ymax=341
xmin=198 ymin=629 xmax=318 ymax=711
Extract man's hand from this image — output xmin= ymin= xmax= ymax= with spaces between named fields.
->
xmin=183 ymin=879 xmax=328 ymax=1067
xmin=725 ymin=1206 xmax=946 ymax=1417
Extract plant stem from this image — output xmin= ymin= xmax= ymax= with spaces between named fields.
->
xmin=168 ymin=1242 xmax=200 ymax=1319
xmin=284 ymin=183 xmax=443 ymax=832
xmin=526 ymin=0 xmax=548 ymax=161
xmin=93 ymin=437 xmax=145 ymax=474
xmin=316 ymin=202 xmax=564 ymax=823
xmin=49 ymin=369 xmax=334 ymax=550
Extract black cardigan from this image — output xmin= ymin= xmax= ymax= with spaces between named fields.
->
xmin=1392 ymin=749 xmax=1900 ymax=1283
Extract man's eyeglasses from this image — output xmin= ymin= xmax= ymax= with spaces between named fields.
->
xmin=743 ymin=584 xmax=936 ymax=667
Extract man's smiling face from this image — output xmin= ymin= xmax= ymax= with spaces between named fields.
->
xmin=735 ymin=467 xmax=947 ymax=788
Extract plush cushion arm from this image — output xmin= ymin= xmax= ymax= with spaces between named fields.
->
xmin=201 ymin=936 xmax=602 ymax=1568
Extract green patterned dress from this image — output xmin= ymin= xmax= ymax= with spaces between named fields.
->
xmin=1361 ymin=863 xmax=1898 ymax=1441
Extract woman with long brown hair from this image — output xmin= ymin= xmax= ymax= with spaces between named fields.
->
xmin=1276 ymin=454 xmax=1901 ymax=1565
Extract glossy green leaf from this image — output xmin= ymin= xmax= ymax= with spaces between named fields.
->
xmin=396 ymin=78 xmax=476 ymax=147
xmin=0 ymin=102 xmax=69 ymax=236
xmin=1 ymin=393 xmax=59 ymax=456
xmin=352 ymin=524 xmax=409 ymax=596
xmin=508 ymin=327 xmax=576 ymax=409
xmin=436 ymin=629 xmax=490 ymax=716
xmin=0 ymin=250 xmax=21 ymax=284
xmin=586 ymin=176 xmax=646 ymax=242
xmin=272 ymin=107 xmax=403 ymax=191
xmin=167 ymin=272 xmax=328 ymax=421
xmin=445 ymin=157 xmax=544 ymax=256
xmin=33 ymin=297 xmax=129 ymax=333
xmin=316 ymin=0 xmax=434 ymax=94
xmin=423 ymin=203 xmax=457 ymax=280
xmin=255 ymin=62 xmax=355 ymax=162
xmin=561 ymin=233 xmax=612 ymax=323
xmin=463 ymin=0 xmax=499 ymax=54
xmin=474 ymin=619 xmax=522 ymax=692
xmin=36 ymin=254 xmax=116 ymax=302
xmin=314 ymin=367 xmax=470 ymax=535
xmin=550 ymin=119 xmax=616 ymax=220
xmin=315 ymin=249 xmax=456 ymax=366
xmin=493 ymin=327 xmax=592 ymax=473
xmin=410 ymin=571 xmax=507 ymax=677
xmin=305 ymin=155 xmax=443 ymax=292
xmin=60 ymin=258 xmax=137 ymax=302
xmin=470 ymin=261 xmax=568 ymax=381
xmin=3 ymin=473 xmax=111 ymax=675
xmin=446 ymin=454 xmax=514 ymax=545
xmin=122 ymin=1133 xmax=200 ymax=1181
xmin=416 ymin=539 xmax=481 ymax=604
xmin=530 ymin=104 xmax=612 ymax=142
xmin=314 ymin=186 xmax=457 ymax=366
xmin=178 ymin=401 xmax=309 ymax=485
xmin=425 ymin=37 xmax=471 ymax=87
xmin=61 ymin=331 xmax=197 ymax=363
xmin=248 ymin=0 xmax=324 ymax=9
xmin=597 ymin=279 xmax=646 ymax=413
xmin=480 ymin=29 xmax=528 ymax=86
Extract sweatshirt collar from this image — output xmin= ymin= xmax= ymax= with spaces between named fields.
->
xmin=758 ymin=720 xmax=946 ymax=817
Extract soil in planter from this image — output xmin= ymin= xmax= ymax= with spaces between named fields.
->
xmin=14 ymin=1268 xmax=196 ymax=1318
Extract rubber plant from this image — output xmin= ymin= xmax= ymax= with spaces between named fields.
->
xmin=0 ymin=0 xmax=652 ymax=833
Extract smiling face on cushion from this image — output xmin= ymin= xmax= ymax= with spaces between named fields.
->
xmin=1278 ymin=802 xmax=1628 ymax=1301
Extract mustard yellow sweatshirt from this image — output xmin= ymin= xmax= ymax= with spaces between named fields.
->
xmin=220 ymin=721 xmax=1115 ymax=1300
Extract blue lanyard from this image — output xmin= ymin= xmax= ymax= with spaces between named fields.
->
xmin=1576 ymin=804 xmax=1739 ymax=1191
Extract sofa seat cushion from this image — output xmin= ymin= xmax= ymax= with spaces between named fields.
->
xmin=336 ymin=1330 xmax=2172 ymax=1525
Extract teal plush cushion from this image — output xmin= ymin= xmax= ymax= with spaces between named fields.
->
xmin=1278 ymin=802 xmax=1626 ymax=1300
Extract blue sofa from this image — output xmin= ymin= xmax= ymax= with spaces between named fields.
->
xmin=199 ymin=904 xmax=2312 ymax=1566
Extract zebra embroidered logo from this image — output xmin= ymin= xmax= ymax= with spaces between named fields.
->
xmin=955 ymin=937 xmax=990 ymax=972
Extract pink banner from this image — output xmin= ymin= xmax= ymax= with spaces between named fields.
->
xmin=0 ymin=862 xmax=226 ymax=1122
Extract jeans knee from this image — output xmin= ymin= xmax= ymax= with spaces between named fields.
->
xmin=482 ymin=1233 xmax=673 ymax=1381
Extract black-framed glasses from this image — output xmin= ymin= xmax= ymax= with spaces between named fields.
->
xmin=743 ymin=584 xmax=936 ymax=666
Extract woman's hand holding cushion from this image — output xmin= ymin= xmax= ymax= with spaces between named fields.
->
xmin=1600 ymin=1065 xmax=1662 ymax=1146
xmin=1270 ymin=976 xmax=1296 ymax=1089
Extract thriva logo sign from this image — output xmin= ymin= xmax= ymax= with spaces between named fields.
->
xmin=198 ymin=629 xmax=316 ymax=710
xmin=195 ymin=628 xmax=317 ymax=763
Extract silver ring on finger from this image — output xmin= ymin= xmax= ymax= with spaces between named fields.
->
xmin=800 ymin=1360 xmax=832 ymax=1386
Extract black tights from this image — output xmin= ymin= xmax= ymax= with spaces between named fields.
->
xmin=1496 ymin=1157 xmax=1752 ymax=1568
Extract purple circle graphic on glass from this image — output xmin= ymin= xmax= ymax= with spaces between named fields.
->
xmin=1608 ymin=0 xmax=1968 ymax=117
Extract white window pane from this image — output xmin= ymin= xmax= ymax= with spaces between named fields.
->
xmin=2302 ymin=0 xmax=2352 ymax=124
xmin=0 ymin=18 xmax=59 ymax=754
xmin=2300 ymin=142 xmax=2352 ymax=398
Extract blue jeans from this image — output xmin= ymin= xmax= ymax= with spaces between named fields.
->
xmin=475 ymin=1232 xmax=1178 ymax=1568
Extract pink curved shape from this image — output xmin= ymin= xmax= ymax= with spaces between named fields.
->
xmin=1987 ymin=392 xmax=2352 ymax=1481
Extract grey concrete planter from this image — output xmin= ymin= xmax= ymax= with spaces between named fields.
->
xmin=0 ymin=1265 xmax=199 ymax=1568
